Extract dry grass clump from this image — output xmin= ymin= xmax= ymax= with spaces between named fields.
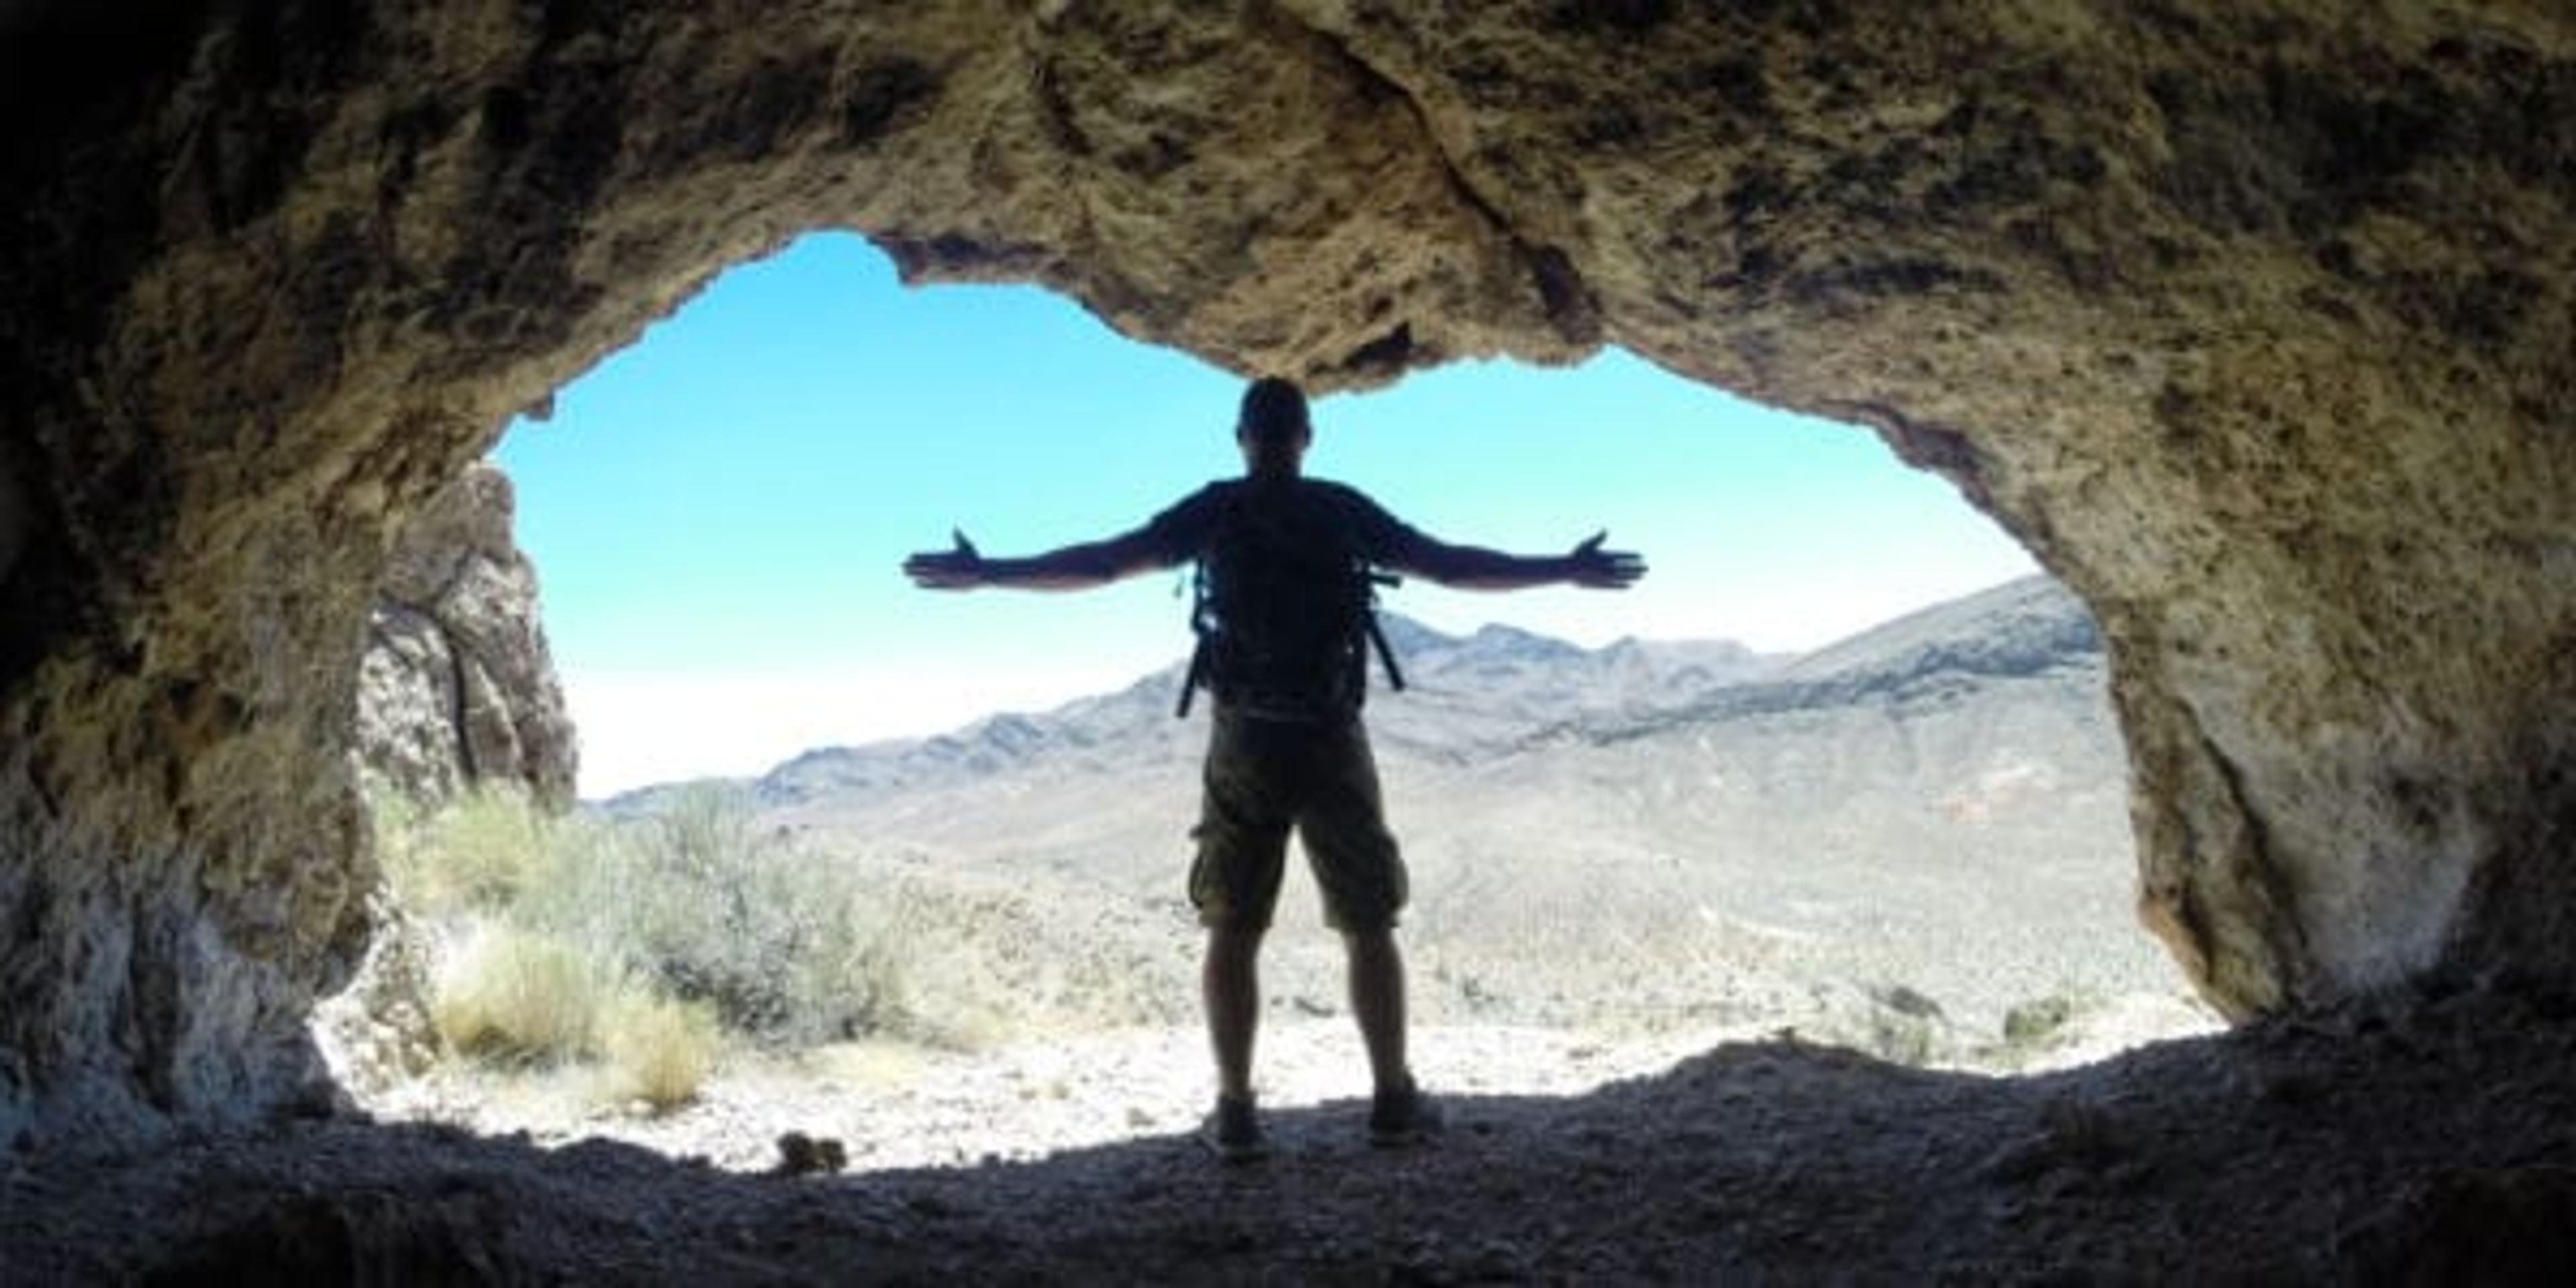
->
xmin=430 ymin=924 xmax=612 ymax=1064
xmin=600 ymin=990 xmax=722 ymax=1110
xmin=427 ymin=924 xmax=720 ymax=1108
xmin=369 ymin=783 xmax=918 ymax=1107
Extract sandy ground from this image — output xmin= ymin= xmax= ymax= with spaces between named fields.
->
xmin=327 ymin=1000 xmax=2200 ymax=1176
xmin=9 ymin=977 xmax=2575 ymax=1283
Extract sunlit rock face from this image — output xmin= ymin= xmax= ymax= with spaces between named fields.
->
xmin=0 ymin=0 xmax=2567 ymax=1149
xmin=354 ymin=462 xmax=577 ymax=812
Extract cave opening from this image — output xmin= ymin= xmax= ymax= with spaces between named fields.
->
xmin=325 ymin=229 xmax=2210 ymax=1172
xmin=9 ymin=0 xmax=2571 ymax=1273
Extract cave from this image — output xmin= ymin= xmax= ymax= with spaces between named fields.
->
xmin=3 ymin=0 xmax=2572 ymax=1277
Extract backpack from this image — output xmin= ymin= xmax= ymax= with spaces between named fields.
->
xmin=1175 ymin=485 xmax=1405 ymax=719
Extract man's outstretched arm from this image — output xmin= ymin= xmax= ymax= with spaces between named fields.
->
xmin=904 ymin=527 xmax=1172 ymax=591
xmin=1395 ymin=530 xmax=1646 ymax=591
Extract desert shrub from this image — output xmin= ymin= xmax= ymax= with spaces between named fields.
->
xmin=775 ymin=884 xmax=914 ymax=1043
xmin=430 ymin=924 xmax=613 ymax=1065
xmin=606 ymin=785 xmax=912 ymax=1044
xmin=599 ymin=988 xmax=721 ymax=1110
xmin=376 ymin=783 xmax=916 ymax=1079
xmin=395 ymin=786 xmax=563 ymax=916
xmin=502 ymin=810 xmax=643 ymax=951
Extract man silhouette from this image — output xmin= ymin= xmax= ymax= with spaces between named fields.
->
xmin=905 ymin=376 xmax=1644 ymax=1161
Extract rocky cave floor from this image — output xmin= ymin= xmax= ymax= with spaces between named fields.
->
xmin=8 ymin=977 xmax=2576 ymax=1284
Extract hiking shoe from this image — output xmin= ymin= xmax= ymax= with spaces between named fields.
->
xmin=1368 ymin=1075 xmax=1444 ymax=1147
xmin=1199 ymin=1094 xmax=1268 ymax=1163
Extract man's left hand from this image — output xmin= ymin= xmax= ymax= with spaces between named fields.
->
xmin=1565 ymin=531 xmax=1646 ymax=589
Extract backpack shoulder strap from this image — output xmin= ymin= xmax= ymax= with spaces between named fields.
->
xmin=1364 ymin=574 xmax=1405 ymax=694
xmin=1173 ymin=485 xmax=1241 ymax=718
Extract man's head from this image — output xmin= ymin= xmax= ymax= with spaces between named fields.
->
xmin=1236 ymin=377 xmax=1311 ymax=479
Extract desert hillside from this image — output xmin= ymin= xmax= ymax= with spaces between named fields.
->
xmin=633 ymin=576 xmax=2205 ymax=1060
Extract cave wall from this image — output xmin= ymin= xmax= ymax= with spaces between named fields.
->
xmin=0 ymin=0 xmax=2569 ymax=1151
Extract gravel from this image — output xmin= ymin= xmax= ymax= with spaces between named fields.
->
xmin=11 ymin=980 xmax=2571 ymax=1283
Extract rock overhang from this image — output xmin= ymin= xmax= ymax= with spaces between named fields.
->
xmin=0 ymin=0 xmax=2570 ymax=1150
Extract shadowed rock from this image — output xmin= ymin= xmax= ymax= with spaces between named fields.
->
xmin=7 ymin=979 xmax=2573 ymax=1281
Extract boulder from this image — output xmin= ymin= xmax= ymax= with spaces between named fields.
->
xmin=353 ymin=462 xmax=577 ymax=811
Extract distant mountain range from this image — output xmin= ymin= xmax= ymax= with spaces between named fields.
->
xmin=680 ymin=610 xmax=1780 ymax=812
xmin=609 ymin=577 xmax=2203 ymax=1055
xmin=622 ymin=574 xmax=2097 ymax=811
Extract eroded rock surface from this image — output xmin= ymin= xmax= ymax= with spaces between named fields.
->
xmin=319 ymin=460 xmax=572 ymax=1099
xmin=354 ymin=462 xmax=576 ymax=811
xmin=0 ymin=0 xmax=2569 ymax=1150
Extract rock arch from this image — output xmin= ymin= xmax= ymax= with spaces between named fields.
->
xmin=1 ymin=0 xmax=2569 ymax=1150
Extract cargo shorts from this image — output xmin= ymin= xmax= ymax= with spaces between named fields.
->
xmin=1187 ymin=706 xmax=1408 ymax=933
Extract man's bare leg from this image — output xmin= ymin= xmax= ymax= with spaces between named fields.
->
xmin=1343 ymin=926 xmax=1409 ymax=1091
xmin=1203 ymin=925 xmax=1264 ymax=1099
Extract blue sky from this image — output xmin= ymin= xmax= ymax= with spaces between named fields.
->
xmin=496 ymin=232 xmax=2035 ymax=796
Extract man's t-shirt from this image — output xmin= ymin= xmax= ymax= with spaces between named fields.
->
xmin=1138 ymin=478 xmax=1425 ymax=569
xmin=1139 ymin=478 xmax=1428 ymax=718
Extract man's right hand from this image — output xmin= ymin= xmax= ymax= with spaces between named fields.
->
xmin=904 ymin=529 xmax=985 ymax=589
